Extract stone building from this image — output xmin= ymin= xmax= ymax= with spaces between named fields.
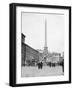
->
xmin=21 ymin=33 xmax=39 ymax=66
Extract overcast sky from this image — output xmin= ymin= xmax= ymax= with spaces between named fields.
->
xmin=22 ymin=12 xmax=64 ymax=53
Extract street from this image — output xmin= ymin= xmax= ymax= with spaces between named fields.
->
xmin=21 ymin=66 xmax=64 ymax=77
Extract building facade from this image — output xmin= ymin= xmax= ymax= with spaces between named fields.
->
xmin=21 ymin=33 xmax=39 ymax=66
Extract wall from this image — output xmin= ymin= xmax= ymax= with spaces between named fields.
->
xmin=0 ymin=0 xmax=72 ymax=90
xmin=22 ymin=33 xmax=39 ymax=66
xmin=22 ymin=43 xmax=39 ymax=66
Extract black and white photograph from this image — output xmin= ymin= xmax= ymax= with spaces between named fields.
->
xmin=21 ymin=12 xmax=64 ymax=77
xmin=10 ymin=3 xmax=71 ymax=87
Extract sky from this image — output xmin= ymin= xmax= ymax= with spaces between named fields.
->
xmin=22 ymin=12 xmax=64 ymax=53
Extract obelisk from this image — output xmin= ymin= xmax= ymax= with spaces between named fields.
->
xmin=45 ymin=18 xmax=47 ymax=48
xmin=43 ymin=18 xmax=48 ymax=61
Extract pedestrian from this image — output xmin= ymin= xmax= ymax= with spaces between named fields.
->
xmin=62 ymin=60 xmax=64 ymax=72
xmin=40 ymin=62 xmax=42 ymax=69
xmin=37 ymin=62 xmax=40 ymax=69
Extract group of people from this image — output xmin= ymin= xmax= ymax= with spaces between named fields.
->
xmin=37 ymin=61 xmax=64 ymax=73
xmin=37 ymin=62 xmax=43 ymax=69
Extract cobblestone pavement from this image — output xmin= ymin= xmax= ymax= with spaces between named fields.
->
xmin=21 ymin=66 xmax=64 ymax=77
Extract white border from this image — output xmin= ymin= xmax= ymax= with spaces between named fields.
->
xmin=16 ymin=6 xmax=69 ymax=84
